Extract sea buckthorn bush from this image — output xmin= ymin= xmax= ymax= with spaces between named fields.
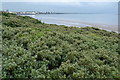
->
xmin=1 ymin=12 xmax=120 ymax=79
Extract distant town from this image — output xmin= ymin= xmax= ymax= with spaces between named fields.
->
xmin=1 ymin=10 xmax=75 ymax=15
xmin=1 ymin=10 xmax=84 ymax=15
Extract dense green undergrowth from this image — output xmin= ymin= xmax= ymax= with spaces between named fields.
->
xmin=1 ymin=13 xmax=120 ymax=79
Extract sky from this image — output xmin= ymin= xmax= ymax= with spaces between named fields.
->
xmin=1 ymin=0 xmax=119 ymax=14
xmin=2 ymin=0 xmax=120 ymax=2
xmin=2 ymin=2 xmax=118 ymax=14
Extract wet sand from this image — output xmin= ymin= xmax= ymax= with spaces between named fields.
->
xmin=40 ymin=18 xmax=118 ymax=33
xmin=23 ymin=15 xmax=118 ymax=33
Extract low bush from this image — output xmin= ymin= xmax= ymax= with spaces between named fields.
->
xmin=1 ymin=13 xmax=120 ymax=79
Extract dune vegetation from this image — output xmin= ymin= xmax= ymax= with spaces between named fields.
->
xmin=1 ymin=12 xmax=120 ymax=79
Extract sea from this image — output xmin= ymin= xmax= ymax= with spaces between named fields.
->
xmin=2 ymin=2 xmax=119 ymax=32
xmin=25 ymin=13 xmax=118 ymax=32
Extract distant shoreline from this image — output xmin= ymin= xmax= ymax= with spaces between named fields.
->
xmin=44 ymin=20 xmax=119 ymax=33
xmin=21 ymin=14 xmax=119 ymax=33
xmin=17 ymin=13 xmax=101 ymax=15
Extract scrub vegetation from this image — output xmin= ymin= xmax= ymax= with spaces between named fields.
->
xmin=1 ymin=13 xmax=120 ymax=79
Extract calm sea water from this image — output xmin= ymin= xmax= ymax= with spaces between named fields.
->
xmin=32 ymin=14 xmax=118 ymax=25
xmin=26 ymin=14 xmax=118 ymax=32
xmin=3 ymin=2 xmax=118 ymax=31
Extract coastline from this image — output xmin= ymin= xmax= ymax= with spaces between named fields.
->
xmin=39 ymin=18 xmax=118 ymax=33
xmin=21 ymin=15 xmax=118 ymax=33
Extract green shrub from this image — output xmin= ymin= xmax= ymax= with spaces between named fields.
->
xmin=2 ymin=13 xmax=120 ymax=79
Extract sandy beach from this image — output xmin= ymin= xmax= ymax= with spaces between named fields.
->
xmin=39 ymin=18 xmax=118 ymax=33
xmin=22 ymin=14 xmax=118 ymax=33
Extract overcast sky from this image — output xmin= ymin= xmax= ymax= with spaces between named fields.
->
xmin=2 ymin=2 xmax=118 ymax=14
xmin=2 ymin=0 xmax=120 ymax=2
xmin=1 ymin=0 xmax=119 ymax=14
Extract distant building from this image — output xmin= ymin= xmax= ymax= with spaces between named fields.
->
xmin=25 ymin=11 xmax=36 ymax=15
xmin=1 ymin=10 xmax=62 ymax=15
xmin=9 ymin=11 xmax=17 ymax=14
